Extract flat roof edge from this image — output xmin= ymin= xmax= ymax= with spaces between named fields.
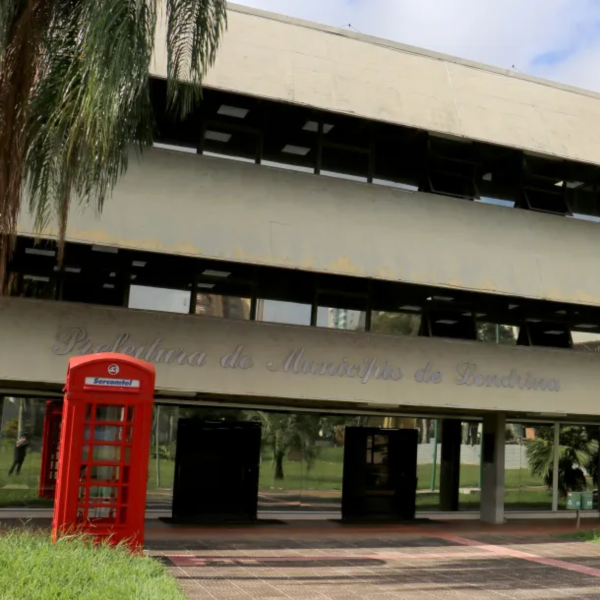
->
xmin=227 ymin=2 xmax=600 ymax=103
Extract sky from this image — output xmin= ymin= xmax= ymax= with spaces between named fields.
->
xmin=234 ymin=0 xmax=600 ymax=93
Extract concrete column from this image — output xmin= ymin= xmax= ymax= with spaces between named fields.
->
xmin=552 ymin=423 xmax=560 ymax=512
xmin=439 ymin=419 xmax=462 ymax=511
xmin=480 ymin=412 xmax=506 ymax=524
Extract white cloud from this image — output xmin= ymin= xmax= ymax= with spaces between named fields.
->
xmin=233 ymin=0 xmax=600 ymax=92
xmin=535 ymin=36 xmax=600 ymax=91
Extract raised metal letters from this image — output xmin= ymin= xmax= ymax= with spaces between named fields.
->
xmin=51 ymin=329 xmax=560 ymax=392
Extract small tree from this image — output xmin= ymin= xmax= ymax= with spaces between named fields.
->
xmin=526 ymin=426 xmax=597 ymax=497
xmin=257 ymin=413 xmax=322 ymax=481
xmin=2 ymin=418 xmax=19 ymax=440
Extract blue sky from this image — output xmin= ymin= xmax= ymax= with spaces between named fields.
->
xmin=234 ymin=0 xmax=600 ymax=92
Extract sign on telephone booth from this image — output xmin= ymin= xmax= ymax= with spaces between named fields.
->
xmin=39 ymin=400 xmax=63 ymax=499
xmin=52 ymin=353 xmax=155 ymax=549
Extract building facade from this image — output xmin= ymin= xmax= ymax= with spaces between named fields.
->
xmin=3 ymin=4 xmax=600 ymax=522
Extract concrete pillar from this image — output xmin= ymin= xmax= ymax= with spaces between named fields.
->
xmin=552 ymin=423 xmax=560 ymax=512
xmin=439 ymin=419 xmax=462 ymax=511
xmin=480 ymin=412 xmax=506 ymax=524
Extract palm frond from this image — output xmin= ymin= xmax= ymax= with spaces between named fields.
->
xmin=166 ymin=0 xmax=227 ymax=117
xmin=0 ymin=0 xmax=227 ymax=289
xmin=26 ymin=0 xmax=157 ymax=260
xmin=0 ymin=0 xmax=50 ymax=291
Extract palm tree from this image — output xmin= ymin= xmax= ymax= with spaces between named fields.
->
xmin=256 ymin=413 xmax=323 ymax=481
xmin=0 ymin=0 xmax=227 ymax=291
xmin=526 ymin=426 xmax=598 ymax=497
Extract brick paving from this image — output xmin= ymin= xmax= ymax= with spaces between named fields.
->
xmin=6 ymin=515 xmax=600 ymax=598
xmin=143 ymin=522 xmax=600 ymax=599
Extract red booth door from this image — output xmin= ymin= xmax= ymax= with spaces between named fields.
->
xmin=39 ymin=401 xmax=63 ymax=500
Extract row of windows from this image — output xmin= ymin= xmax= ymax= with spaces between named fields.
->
xmin=126 ymin=285 xmax=599 ymax=352
xmin=12 ymin=237 xmax=600 ymax=352
xmin=2 ymin=397 xmax=586 ymax=513
xmin=150 ymin=79 xmax=600 ymax=223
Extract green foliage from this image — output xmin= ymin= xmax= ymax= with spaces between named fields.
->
xmin=526 ymin=426 xmax=598 ymax=497
xmin=568 ymin=530 xmax=600 ymax=543
xmin=477 ymin=323 xmax=516 ymax=344
xmin=183 ymin=406 xmax=247 ymax=421
xmin=371 ymin=312 xmax=421 ymax=336
xmin=2 ymin=417 xmax=19 ymax=439
xmin=1 ymin=416 xmax=31 ymax=439
xmin=0 ymin=529 xmax=185 ymax=600
xmin=0 ymin=0 xmax=227 ymax=280
xmin=254 ymin=412 xmax=324 ymax=480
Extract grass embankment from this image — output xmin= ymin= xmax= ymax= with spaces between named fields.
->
xmin=0 ymin=528 xmax=184 ymax=600
xmin=566 ymin=531 xmax=600 ymax=543
xmin=152 ymin=446 xmax=544 ymax=492
xmin=0 ymin=442 xmax=565 ymax=510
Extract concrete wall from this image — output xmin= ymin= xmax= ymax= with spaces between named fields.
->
xmin=3 ymin=297 xmax=600 ymax=417
xmin=19 ymin=148 xmax=600 ymax=306
xmin=417 ymin=443 xmax=527 ymax=470
xmin=152 ymin=4 xmax=600 ymax=166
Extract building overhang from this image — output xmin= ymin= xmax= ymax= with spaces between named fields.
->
xmin=149 ymin=3 xmax=600 ymax=167
xmin=2 ymin=297 xmax=598 ymax=418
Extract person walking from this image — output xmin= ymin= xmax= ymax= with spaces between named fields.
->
xmin=8 ymin=433 xmax=29 ymax=476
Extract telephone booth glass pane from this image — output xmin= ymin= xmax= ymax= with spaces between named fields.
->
xmin=85 ymin=425 xmax=127 ymax=442
xmin=96 ymin=405 xmax=127 ymax=422
xmin=90 ymin=466 xmax=120 ymax=481
xmin=89 ymin=486 xmax=118 ymax=503
xmin=89 ymin=507 xmax=117 ymax=519
xmin=91 ymin=445 xmax=122 ymax=462
xmin=96 ymin=426 xmax=123 ymax=441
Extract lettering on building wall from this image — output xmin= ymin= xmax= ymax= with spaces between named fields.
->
xmin=456 ymin=362 xmax=560 ymax=392
xmin=52 ymin=328 xmax=560 ymax=392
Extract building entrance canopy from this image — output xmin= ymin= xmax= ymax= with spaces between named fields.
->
xmin=1 ymin=298 xmax=598 ymax=417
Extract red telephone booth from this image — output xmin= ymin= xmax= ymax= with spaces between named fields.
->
xmin=39 ymin=400 xmax=63 ymax=499
xmin=52 ymin=353 xmax=155 ymax=549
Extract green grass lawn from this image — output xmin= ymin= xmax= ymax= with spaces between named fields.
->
xmin=149 ymin=445 xmax=558 ymax=511
xmin=0 ymin=441 xmax=578 ymax=512
xmin=0 ymin=528 xmax=184 ymax=600
xmin=416 ymin=488 xmax=561 ymax=511
xmin=567 ymin=530 xmax=600 ymax=543
xmin=0 ymin=443 xmax=52 ymax=507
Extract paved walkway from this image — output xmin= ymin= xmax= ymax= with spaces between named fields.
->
xmin=143 ymin=520 xmax=600 ymax=599
xmin=5 ymin=515 xmax=600 ymax=598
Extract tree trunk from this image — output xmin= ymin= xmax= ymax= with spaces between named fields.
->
xmin=168 ymin=410 xmax=174 ymax=460
xmin=155 ymin=405 xmax=161 ymax=488
xmin=17 ymin=398 xmax=25 ymax=437
xmin=274 ymin=451 xmax=285 ymax=480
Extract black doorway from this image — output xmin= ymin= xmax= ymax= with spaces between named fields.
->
xmin=172 ymin=419 xmax=261 ymax=523
xmin=342 ymin=427 xmax=418 ymax=521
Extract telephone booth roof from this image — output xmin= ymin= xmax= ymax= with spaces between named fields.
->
xmin=65 ymin=352 xmax=156 ymax=400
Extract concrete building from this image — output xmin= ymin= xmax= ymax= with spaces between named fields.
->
xmin=3 ymin=4 xmax=600 ymax=522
